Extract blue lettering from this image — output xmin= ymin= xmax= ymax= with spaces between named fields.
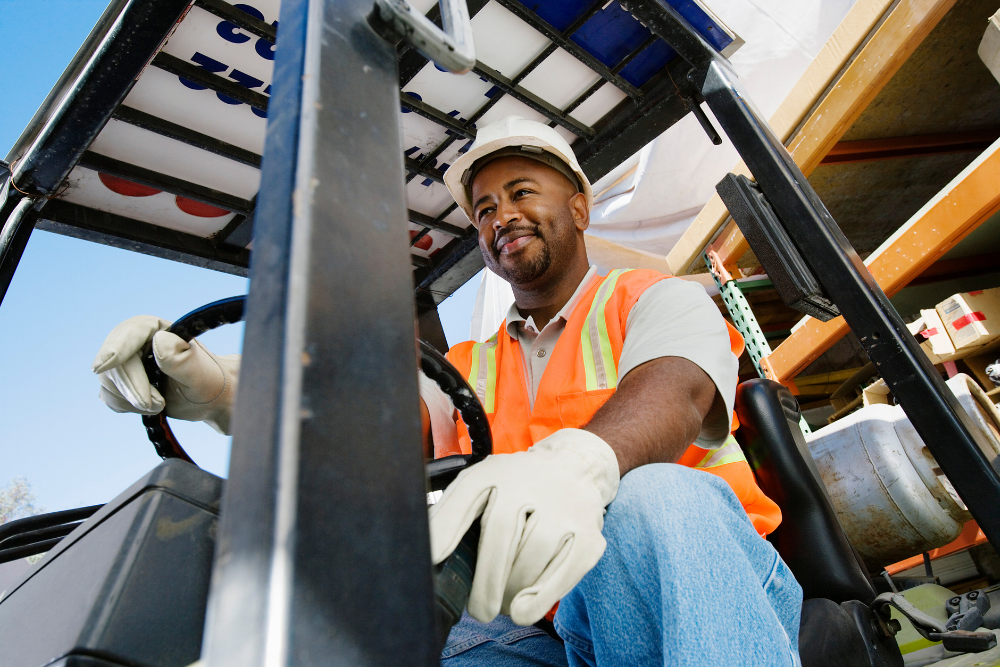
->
xmin=230 ymin=69 xmax=264 ymax=88
xmin=255 ymin=23 xmax=278 ymax=60
xmin=215 ymin=4 xmax=265 ymax=44
xmin=179 ymin=52 xmax=229 ymax=91
xmin=421 ymin=157 xmax=438 ymax=186
xmin=216 ymin=22 xmax=250 ymax=44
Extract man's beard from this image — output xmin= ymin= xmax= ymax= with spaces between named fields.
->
xmin=485 ymin=226 xmax=552 ymax=285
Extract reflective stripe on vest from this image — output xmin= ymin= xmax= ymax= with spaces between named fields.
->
xmin=581 ymin=269 xmax=632 ymax=391
xmin=467 ymin=332 xmax=499 ymax=413
xmin=695 ymin=435 xmax=747 ymax=469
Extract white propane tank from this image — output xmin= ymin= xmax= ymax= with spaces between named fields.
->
xmin=806 ymin=374 xmax=1000 ymax=568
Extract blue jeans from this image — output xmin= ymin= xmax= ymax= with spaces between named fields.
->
xmin=441 ymin=464 xmax=802 ymax=666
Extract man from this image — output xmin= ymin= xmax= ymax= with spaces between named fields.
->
xmin=93 ymin=116 xmax=802 ymax=666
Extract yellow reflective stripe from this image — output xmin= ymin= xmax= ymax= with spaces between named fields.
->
xmin=695 ymin=435 xmax=747 ymax=469
xmin=468 ymin=343 xmax=481 ymax=393
xmin=484 ymin=338 xmax=497 ymax=413
xmin=467 ymin=334 xmax=499 ymax=413
xmin=581 ymin=269 xmax=631 ymax=391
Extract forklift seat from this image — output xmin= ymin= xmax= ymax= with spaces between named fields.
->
xmin=734 ymin=379 xmax=903 ymax=667
xmin=734 ymin=379 xmax=875 ymax=603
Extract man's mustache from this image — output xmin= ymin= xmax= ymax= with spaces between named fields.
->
xmin=493 ymin=225 xmax=543 ymax=254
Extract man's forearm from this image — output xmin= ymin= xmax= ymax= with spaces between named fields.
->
xmin=583 ymin=357 xmax=717 ymax=476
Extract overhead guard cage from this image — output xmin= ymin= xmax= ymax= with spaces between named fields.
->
xmin=1 ymin=0 xmax=998 ymax=664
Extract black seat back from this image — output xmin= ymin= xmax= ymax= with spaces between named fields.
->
xmin=734 ymin=379 xmax=876 ymax=604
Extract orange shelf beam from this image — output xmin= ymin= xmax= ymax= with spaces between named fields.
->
xmin=766 ymin=139 xmax=1000 ymax=381
xmin=885 ymin=521 xmax=988 ymax=576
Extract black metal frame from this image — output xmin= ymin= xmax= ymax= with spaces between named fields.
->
xmin=2 ymin=0 xmax=999 ymax=663
xmin=0 ymin=0 xmax=695 ymax=304
xmin=112 ymin=106 xmax=263 ymax=169
xmin=78 ymin=151 xmax=255 ymax=216
xmin=37 ymin=200 xmax=251 ymax=275
xmin=0 ymin=505 xmax=103 ymax=565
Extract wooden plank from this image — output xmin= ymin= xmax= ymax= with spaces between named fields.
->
xmin=708 ymin=218 xmax=749 ymax=271
xmin=794 ymin=367 xmax=865 ymax=387
xmin=785 ymin=0 xmax=957 ymax=174
xmin=820 ymin=129 xmax=1000 ymax=164
xmin=584 ymin=234 xmax=719 ymax=293
xmin=667 ymin=0 xmax=954 ymax=273
xmin=766 ymin=138 xmax=1000 ymax=380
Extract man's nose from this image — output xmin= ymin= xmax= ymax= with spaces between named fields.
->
xmin=492 ymin=201 xmax=520 ymax=231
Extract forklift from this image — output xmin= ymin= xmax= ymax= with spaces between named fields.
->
xmin=0 ymin=0 xmax=999 ymax=665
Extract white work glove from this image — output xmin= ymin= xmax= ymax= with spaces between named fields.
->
xmin=429 ymin=428 xmax=620 ymax=626
xmin=92 ymin=315 xmax=240 ymax=435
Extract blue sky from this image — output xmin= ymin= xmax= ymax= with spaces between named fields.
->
xmin=0 ymin=0 xmax=480 ymax=513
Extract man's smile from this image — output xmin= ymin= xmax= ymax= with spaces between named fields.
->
xmin=496 ymin=229 xmax=537 ymax=255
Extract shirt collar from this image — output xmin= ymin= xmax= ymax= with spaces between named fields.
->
xmin=505 ymin=266 xmax=599 ymax=337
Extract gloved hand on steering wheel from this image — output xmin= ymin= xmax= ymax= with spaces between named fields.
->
xmin=429 ymin=428 xmax=620 ymax=626
xmin=92 ymin=315 xmax=240 ymax=435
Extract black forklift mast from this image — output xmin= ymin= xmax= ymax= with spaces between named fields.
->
xmin=1 ymin=0 xmax=998 ymax=665
xmin=199 ymin=0 xmax=439 ymax=663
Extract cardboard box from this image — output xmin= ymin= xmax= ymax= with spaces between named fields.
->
xmin=907 ymin=309 xmax=959 ymax=364
xmin=936 ymin=287 xmax=1000 ymax=351
xmin=980 ymin=9 xmax=1000 ymax=86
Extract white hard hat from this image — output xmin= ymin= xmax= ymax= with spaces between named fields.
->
xmin=443 ymin=115 xmax=593 ymax=223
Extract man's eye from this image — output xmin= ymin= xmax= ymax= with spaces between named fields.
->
xmin=477 ymin=207 xmax=495 ymax=221
xmin=514 ymin=189 xmax=531 ymax=198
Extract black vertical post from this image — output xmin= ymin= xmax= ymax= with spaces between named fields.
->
xmin=0 ymin=198 xmax=38 ymax=306
xmin=200 ymin=0 xmax=437 ymax=664
xmin=695 ymin=57 xmax=1000 ymax=548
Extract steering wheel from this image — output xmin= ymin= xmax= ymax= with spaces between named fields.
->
xmin=141 ymin=296 xmax=489 ymax=649
xmin=140 ymin=296 xmax=246 ymax=463
xmin=141 ymin=296 xmax=492 ymax=481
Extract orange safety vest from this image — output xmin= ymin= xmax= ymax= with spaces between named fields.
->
xmin=444 ymin=268 xmax=781 ymax=537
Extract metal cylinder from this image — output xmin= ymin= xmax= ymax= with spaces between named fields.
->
xmin=806 ymin=374 xmax=1000 ymax=568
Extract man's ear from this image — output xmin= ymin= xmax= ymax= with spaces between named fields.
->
xmin=569 ymin=192 xmax=590 ymax=232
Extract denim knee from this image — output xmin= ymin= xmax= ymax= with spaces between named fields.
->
xmin=556 ymin=463 xmax=803 ymax=666
xmin=607 ymin=463 xmax=749 ymax=535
